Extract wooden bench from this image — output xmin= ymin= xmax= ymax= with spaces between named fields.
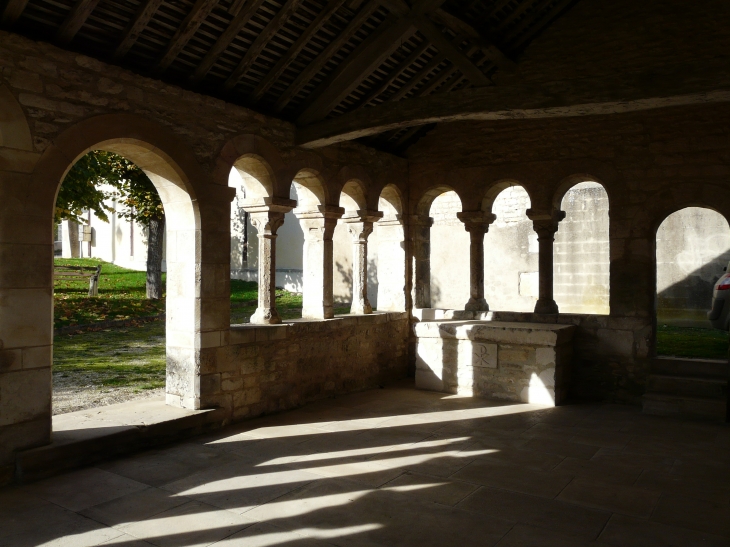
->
xmin=54 ymin=265 xmax=102 ymax=297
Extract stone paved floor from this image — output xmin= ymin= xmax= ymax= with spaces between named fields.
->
xmin=2 ymin=380 xmax=729 ymax=547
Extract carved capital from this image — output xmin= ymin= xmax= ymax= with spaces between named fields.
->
xmin=249 ymin=211 xmax=285 ymax=236
xmin=346 ymin=221 xmax=374 ymax=243
xmin=457 ymin=211 xmax=496 ymax=235
xmin=526 ymin=209 xmax=566 ymax=238
xmin=407 ymin=214 xmax=434 ymax=228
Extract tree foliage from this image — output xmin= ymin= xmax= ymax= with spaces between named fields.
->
xmin=56 ymin=151 xmax=164 ymax=225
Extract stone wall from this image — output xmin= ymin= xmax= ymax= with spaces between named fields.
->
xmin=203 ymin=313 xmax=409 ymax=419
xmin=408 ymin=101 xmax=730 ymax=403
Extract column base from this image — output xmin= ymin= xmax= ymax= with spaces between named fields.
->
xmin=350 ymin=302 xmax=373 ymax=315
xmin=534 ymin=299 xmax=559 ymax=314
xmin=250 ymin=307 xmax=282 ymax=324
xmin=464 ymin=297 xmax=489 ymax=311
xmin=302 ymin=306 xmax=335 ymax=320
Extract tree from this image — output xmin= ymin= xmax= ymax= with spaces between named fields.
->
xmin=57 ymin=151 xmax=166 ymax=299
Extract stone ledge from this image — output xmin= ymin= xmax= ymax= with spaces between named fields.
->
xmin=229 ymin=311 xmax=408 ymax=345
xmin=413 ymin=320 xmax=576 ymax=346
xmin=13 ymin=398 xmax=227 ymax=484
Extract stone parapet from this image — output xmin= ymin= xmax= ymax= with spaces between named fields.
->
xmin=200 ymin=312 xmax=409 ymax=420
xmin=414 ymin=320 xmax=575 ymax=405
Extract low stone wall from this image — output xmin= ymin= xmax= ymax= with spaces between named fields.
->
xmin=414 ymin=320 xmax=575 ymax=405
xmin=410 ymin=309 xmax=652 ymax=405
xmin=198 ymin=312 xmax=409 ymax=420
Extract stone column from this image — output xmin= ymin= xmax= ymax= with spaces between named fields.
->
xmin=344 ymin=210 xmax=383 ymax=314
xmin=296 ymin=205 xmax=344 ymax=319
xmin=527 ymin=209 xmax=566 ymax=315
xmin=244 ymin=199 xmax=295 ymax=324
xmin=408 ymin=215 xmax=434 ymax=309
xmin=457 ymin=211 xmax=496 ymax=311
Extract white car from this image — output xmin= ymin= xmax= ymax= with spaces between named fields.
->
xmin=708 ymin=262 xmax=730 ymax=330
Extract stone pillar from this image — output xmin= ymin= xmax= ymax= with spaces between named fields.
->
xmin=527 ymin=209 xmax=566 ymax=315
xmin=457 ymin=211 xmax=496 ymax=311
xmin=344 ymin=210 xmax=383 ymax=314
xmin=244 ymin=199 xmax=295 ymax=324
xmin=408 ymin=215 xmax=433 ymax=309
xmin=296 ymin=206 xmax=344 ymax=319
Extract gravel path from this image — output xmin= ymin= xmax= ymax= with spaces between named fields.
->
xmin=52 ymin=373 xmax=164 ymax=415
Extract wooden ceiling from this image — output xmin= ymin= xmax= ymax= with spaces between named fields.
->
xmin=1 ymin=0 xmax=577 ymax=154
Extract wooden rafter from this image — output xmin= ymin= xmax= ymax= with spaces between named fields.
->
xmin=418 ymin=64 xmax=459 ymax=96
xmin=112 ymin=0 xmax=166 ymax=60
xmin=1 ymin=0 xmax=30 ymax=24
xmin=156 ymin=0 xmax=220 ymax=72
xmin=249 ymin=0 xmax=348 ymax=102
xmin=352 ymin=41 xmax=432 ymax=110
xmin=430 ymin=8 xmax=515 ymax=70
xmin=57 ymin=0 xmax=102 ymax=44
xmin=221 ymin=0 xmax=304 ymax=90
xmin=413 ymin=17 xmax=490 ymax=86
xmin=273 ymin=1 xmax=381 ymax=112
xmin=386 ymin=53 xmax=446 ymax=103
xmin=297 ymin=17 xmax=418 ymax=124
xmin=190 ymin=0 xmax=271 ymax=82
xmin=510 ymin=0 xmax=574 ymax=49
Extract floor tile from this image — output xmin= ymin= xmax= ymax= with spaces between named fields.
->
xmin=245 ymin=478 xmax=513 ymax=547
xmin=458 ymin=485 xmax=610 ymax=539
xmin=557 ymin=479 xmax=660 ymax=518
xmin=650 ymin=493 xmax=730 ymax=538
xmin=598 ymin=513 xmax=729 ymax=547
xmin=452 ymin=461 xmax=574 ymax=498
xmin=118 ymin=500 xmax=255 ymax=547
xmin=214 ymin=521 xmax=344 ymax=546
xmin=22 ymin=467 xmax=148 ymax=512
xmin=382 ymin=472 xmax=479 ymax=506
xmin=554 ymin=457 xmax=643 ymax=486
xmin=0 ymin=513 xmax=124 ymax=547
xmin=495 ymin=524 xmax=595 ymax=547
xmin=80 ymin=486 xmax=191 ymax=527
xmin=162 ymin=463 xmax=322 ymax=514
xmin=635 ymin=469 xmax=730 ymax=504
xmin=521 ymin=437 xmax=600 ymax=460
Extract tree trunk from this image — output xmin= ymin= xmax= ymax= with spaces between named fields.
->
xmin=146 ymin=215 xmax=165 ymax=299
xmin=67 ymin=220 xmax=81 ymax=258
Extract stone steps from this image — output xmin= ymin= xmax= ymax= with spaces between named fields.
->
xmin=15 ymin=398 xmax=227 ymax=484
xmin=642 ymin=357 xmax=728 ymax=422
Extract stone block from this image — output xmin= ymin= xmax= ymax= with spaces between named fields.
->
xmin=597 ymin=328 xmax=634 ymax=357
xmin=0 ymin=368 xmax=51 ymax=427
xmin=458 ymin=340 xmax=497 ymax=368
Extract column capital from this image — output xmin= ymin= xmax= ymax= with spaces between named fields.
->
xmin=526 ymin=209 xmax=566 ymax=238
xmin=342 ymin=209 xmax=384 ymax=224
xmin=242 ymin=196 xmax=296 ymax=215
xmin=294 ymin=204 xmax=345 ymax=221
xmin=457 ymin=211 xmax=497 ymax=233
xmin=249 ymin=210 xmax=286 ymax=236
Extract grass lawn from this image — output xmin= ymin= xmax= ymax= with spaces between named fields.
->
xmin=656 ymin=325 xmax=728 ymax=360
xmin=54 ymin=258 xmax=165 ymax=329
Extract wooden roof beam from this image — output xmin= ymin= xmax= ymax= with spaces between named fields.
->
xmin=156 ymin=0 xmax=220 ymax=72
xmin=413 ymin=17 xmax=490 ymax=86
xmin=57 ymin=0 xmax=102 ymax=44
xmin=1 ymin=0 xmax=30 ymax=24
xmin=298 ymin=79 xmax=730 ymax=148
xmin=221 ymin=0 xmax=304 ymax=89
xmin=112 ymin=0 xmax=165 ymax=60
xmin=296 ymin=17 xmax=418 ymax=125
xmin=429 ymin=8 xmax=515 ymax=70
xmin=249 ymin=0 xmax=349 ymax=103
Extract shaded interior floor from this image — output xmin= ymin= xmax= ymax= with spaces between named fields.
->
xmin=1 ymin=381 xmax=729 ymax=547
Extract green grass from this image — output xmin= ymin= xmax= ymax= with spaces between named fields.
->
xmin=54 ymin=258 xmax=165 ymax=329
xmin=656 ymin=325 xmax=729 ymax=360
xmin=54 ymin=321 xmax=166 ymax=390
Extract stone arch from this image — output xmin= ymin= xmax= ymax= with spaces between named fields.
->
xmin=214 ymin=134 xmax=287 ymax=198
xmin=0 ymin=85 xmax=33 ymax=151
xmin=293 ymin=168 xmax=328 ymax=211
xmin=29 ymin=114 xmax=220 ymax=412
xmin=481 ymin=179 xmax=533 ymax=213
xmin=339 ymin=179 xmax=367 ymax=213
xmin=230 ymin=155 xmax=276 ymax=201
xmin=553 ymin=173 xmax=611 ymax=211
xmin=415 ymin=185 xmax=462 ymax=216
xmin=378 ymin=184 xmax=404 ymax=219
